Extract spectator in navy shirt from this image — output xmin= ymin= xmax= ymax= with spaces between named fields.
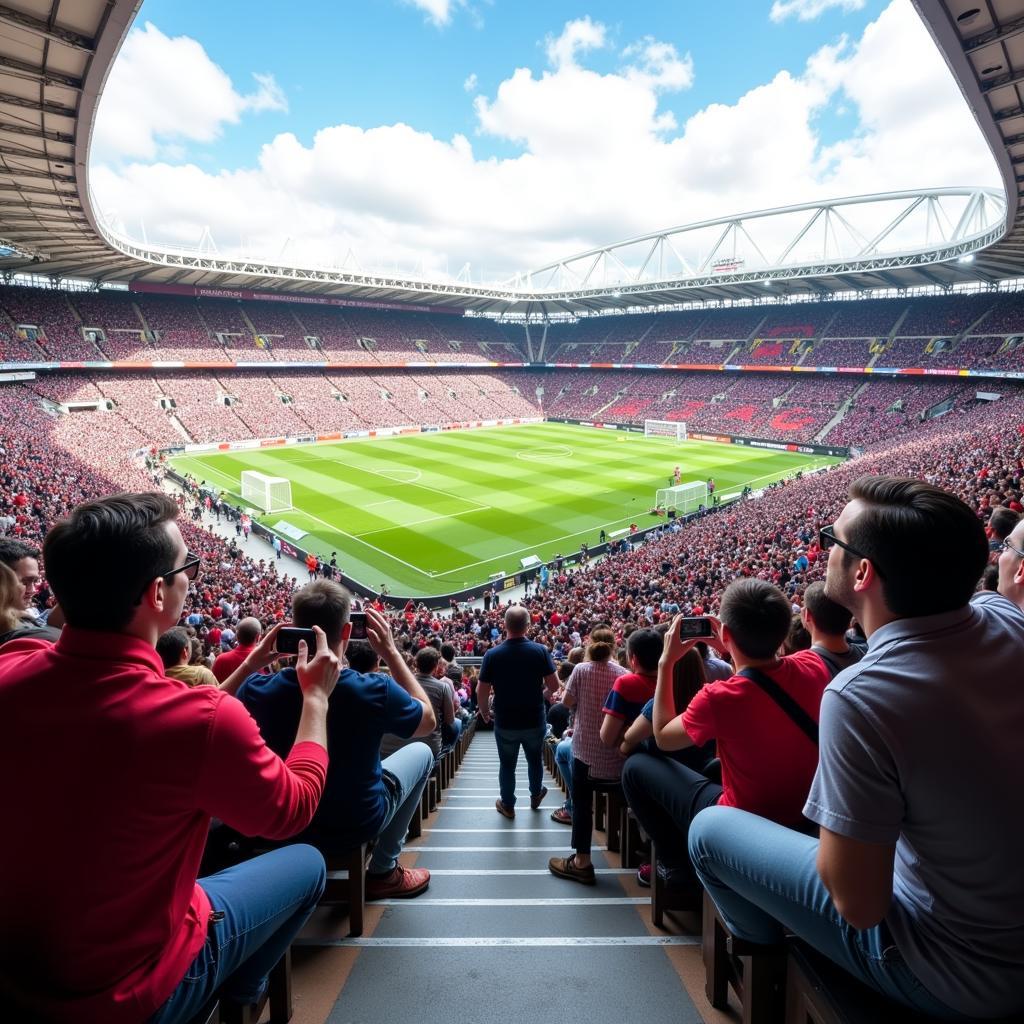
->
xmin=478 ymin=606 xmax=558 ymax=818
xmin=239 ymin=581 xmax=437 ymax=900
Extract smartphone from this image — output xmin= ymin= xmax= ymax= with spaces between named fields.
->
xmin=349 ymin=611 xmax=368 ymax=640
xmin=277 ymin=626 xmax=318 ymax=655
xmin=678 ymin=617 xmax=714 ymax=639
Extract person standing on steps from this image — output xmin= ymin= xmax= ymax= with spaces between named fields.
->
xmin=477 ymin=606 xmax=559 ymax=819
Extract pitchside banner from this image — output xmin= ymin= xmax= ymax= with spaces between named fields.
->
xmin=552 ymin=418 xmax=850 ymax=458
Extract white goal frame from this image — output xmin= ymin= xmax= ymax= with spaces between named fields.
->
xmin=656 ymin=480 xmax=708 ymax=513
xmin=644 ymin=419 xmax=688 ymax=441
xmin=241 ymin=470 xmax=293 ymax=513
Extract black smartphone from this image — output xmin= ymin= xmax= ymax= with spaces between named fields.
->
xmin=277 ymin=626 xmax=318 ymax=655
xmin=349 ymin=611 xmax=367 ymax=640
xmin=678 ymin=617 xmax=714 ymax=639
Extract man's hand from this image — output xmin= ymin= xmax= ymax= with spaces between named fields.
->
xmin=245 ymin=622 xmax=282 ymax=669
xmin=295 ymin=625 xmax=339 ymax=703
xmin=364 ymin=606 xmax=399 ymax=661
xmin=661 ymin=613 xmax=698 ymax=667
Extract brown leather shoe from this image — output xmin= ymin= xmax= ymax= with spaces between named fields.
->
xmin=365 ymin=865 xmax=430 ymax=899
xmin=548 ymin=854 xmax=596 ymax=885
xmin=495 ymin=798 xmax=515 ymax=819
xmin=530 ymin=786 xmax=549 ymax=810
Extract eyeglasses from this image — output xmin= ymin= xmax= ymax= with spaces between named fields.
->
xmin=1001 ymin=538 xmax=1024 ymax=559
xmin=136 ymin=552 xmax=202 ymax=601
xmin=818 ymin=525 xmax=886 ymax=579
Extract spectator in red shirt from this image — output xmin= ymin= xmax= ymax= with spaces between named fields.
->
xmin=621 ymin=579 xmax=828 ymax=894
xmin=212 ymin=616 xmax=263 ymax=690
xmin=0 ymin=493 xmax=338 ymax=1024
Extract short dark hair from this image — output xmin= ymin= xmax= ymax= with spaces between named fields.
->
xmin=626 ymin=627 xmax=662 ymax=672
xmin=719 ymin=578 xmax=792 ymax=660
xmin=346 ymin=640 xmax=378 ymax=673
xmin=845 ymin=476 xmax=988 ymax=616
xmin=156 ymin=626 xmax=191 ymax=670
xmin=784 ymin=613 xmax=811 ymax=654
xmin=291 ymin=579 xmax=351 ymax=648
xmin=802 ymin=581 xmax=852 ymax=636
xmin=0 ymin=538 xmax=39 ymax=568
xmin=989 ymin=506 xmax=1020 ymax=541
xmin=440 ymin=642 xmax=456 ymax=661
xmin=43 ymin=493 xmax=179 ymax=631
xmin=415 ymin=646 xmax=441 ymax=674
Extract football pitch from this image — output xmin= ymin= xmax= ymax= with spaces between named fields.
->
xmin=170 ymin=423 xmax=843 ymax=597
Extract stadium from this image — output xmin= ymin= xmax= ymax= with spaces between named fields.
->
xmin=1 ymin=0 xmax=1023 ymax=1022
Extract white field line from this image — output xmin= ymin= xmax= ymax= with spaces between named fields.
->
xmin=353 ymin=505 xmax=486 ymax=539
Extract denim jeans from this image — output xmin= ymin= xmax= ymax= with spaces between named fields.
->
xmin=495 ymin=724 xmax=546 ymax=808
xmin=369 ymin=741 xmax=434 ymax=874
xmin=148 ymin=844 xmax=326 ymax=1023
xmin=555 ymin=737 xmax=574 ymax=812
xmin=620 ymin=752 xmax=721 ymax=876
xmin=688 ymin=806 xmax=965 ymax=1020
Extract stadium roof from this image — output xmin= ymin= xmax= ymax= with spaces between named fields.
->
xmin=0 ymin=0 xmax=1023 ymax=316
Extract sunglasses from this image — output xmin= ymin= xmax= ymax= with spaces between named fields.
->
xmin=136 ymin=552 xmax=202 ymax=602
xmin=819 ymin=525 xmax=886 ymax=579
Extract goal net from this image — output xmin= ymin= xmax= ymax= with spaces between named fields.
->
xmin=656 ymin=480 xmax=708 ymax=514
xmin=645 ymin=419 xmax=688 ymax=441
xmin=241 ymin=470 xmax=293 ymax=514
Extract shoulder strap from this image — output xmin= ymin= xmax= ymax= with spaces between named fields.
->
xmin=809 ymin=644 xmax=843 ymax=679
xmin=738 ymin=666 xmax=819 ymax=746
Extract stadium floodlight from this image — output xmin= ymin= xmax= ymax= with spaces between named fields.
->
xmin=655 ymin=480 xmax=708 ymax=514
xmin=644 ymin=419 xmax=689 ymax=442
xmin=240 ymin=471 xmax=293 ymax=514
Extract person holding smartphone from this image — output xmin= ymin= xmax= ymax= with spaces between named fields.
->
xmin=237 ymin=580 xmax=438 ymax=900
xmin=620 ymin=579 xmax=829 ymax=896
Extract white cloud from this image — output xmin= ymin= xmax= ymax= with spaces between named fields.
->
xmin=622 ymin=37 xmax=695 ymax=92
xmin=545 ymin=17 xmax=606 ymax=69
xmin=404 ymin=0 xmax=466 ymax=27
xmin=463 ymin=72 xmax=478 ymax=92
xmin=771 ymin=0 xmax=866 ymax=24
xmin=91 ymin=3 xmax=999 ymax=283
xmin=91 ymin=22 xmax=286 ymax=163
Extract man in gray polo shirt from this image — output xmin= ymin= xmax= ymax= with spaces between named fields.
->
xmin=689 ymin=476 xmax=1024 ymax=1019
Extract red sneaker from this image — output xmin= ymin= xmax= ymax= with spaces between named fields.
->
xmin=365 ymin=865 xmax=430 ymax=899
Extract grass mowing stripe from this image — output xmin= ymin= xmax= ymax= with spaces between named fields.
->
xmin=170 ymin=423 xmax=843 ymax=595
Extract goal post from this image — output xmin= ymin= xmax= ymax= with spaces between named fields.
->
xmin=644 ymin=419 xmax=688 ymax=441
xmin=655 ymin=480 xmax=708 ymax=514
xmin=240 ymin=470 xmax=293 ymax=514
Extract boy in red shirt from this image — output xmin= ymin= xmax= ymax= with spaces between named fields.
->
xmin=0 ymin=493 xmax=338 ymax=1024
xmin=621 ymin=578 xmax=828 ymax=893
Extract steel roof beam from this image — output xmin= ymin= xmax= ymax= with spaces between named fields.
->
xmin=0 ymin=121 xmax=75 ymax=145
xmin=0 ymin=55 xmax=82 ymax=91
xmin=0 ymin=5 xmax=95 ymax=54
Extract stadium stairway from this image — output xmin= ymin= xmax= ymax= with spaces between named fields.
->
xmin=285 ymin=731 xmax=731 ymax=1024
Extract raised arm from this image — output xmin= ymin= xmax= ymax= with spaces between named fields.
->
xmin=365 ymin=607 xmax=436 ymax=737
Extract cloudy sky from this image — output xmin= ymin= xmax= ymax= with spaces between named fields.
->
xmin=89 ymin=0 xmax=1001 ymax=284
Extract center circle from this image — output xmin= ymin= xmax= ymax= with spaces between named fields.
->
xmin=516 ymin=444 xmax=574 ymax=463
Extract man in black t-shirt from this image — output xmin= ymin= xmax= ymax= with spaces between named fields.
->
xmin=478 ymin=606 xmax=558 ymax=819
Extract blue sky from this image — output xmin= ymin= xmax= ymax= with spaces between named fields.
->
xmin=89 ymin=0 xmax=999 ymax=281
xmin=130 ymin=0 xmax=885 ymax=168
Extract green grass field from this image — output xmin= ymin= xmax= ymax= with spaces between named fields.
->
xmin=170 ymin=423 xmax=842 ymax=596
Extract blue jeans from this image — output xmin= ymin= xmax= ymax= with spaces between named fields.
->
xmin=369 ymin=742 xmax=433 ymax=874
xmin=443 ymin=716 xmax=463 ymax=748
xmin=495 ymin=724 xmax=546 ymax=808
xmin=688 ymin=807 xmax=965 ymax=1020
xmin=555 ymin=737 xmax=574 ymax=812
xmin=148 ymin=845 xmax=326 ymax=1023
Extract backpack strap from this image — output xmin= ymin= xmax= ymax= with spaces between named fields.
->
xmin=738 ymin=666 xmax=819 ymax=746
xmin=810 ymin=644 xmax=843 ymax=679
